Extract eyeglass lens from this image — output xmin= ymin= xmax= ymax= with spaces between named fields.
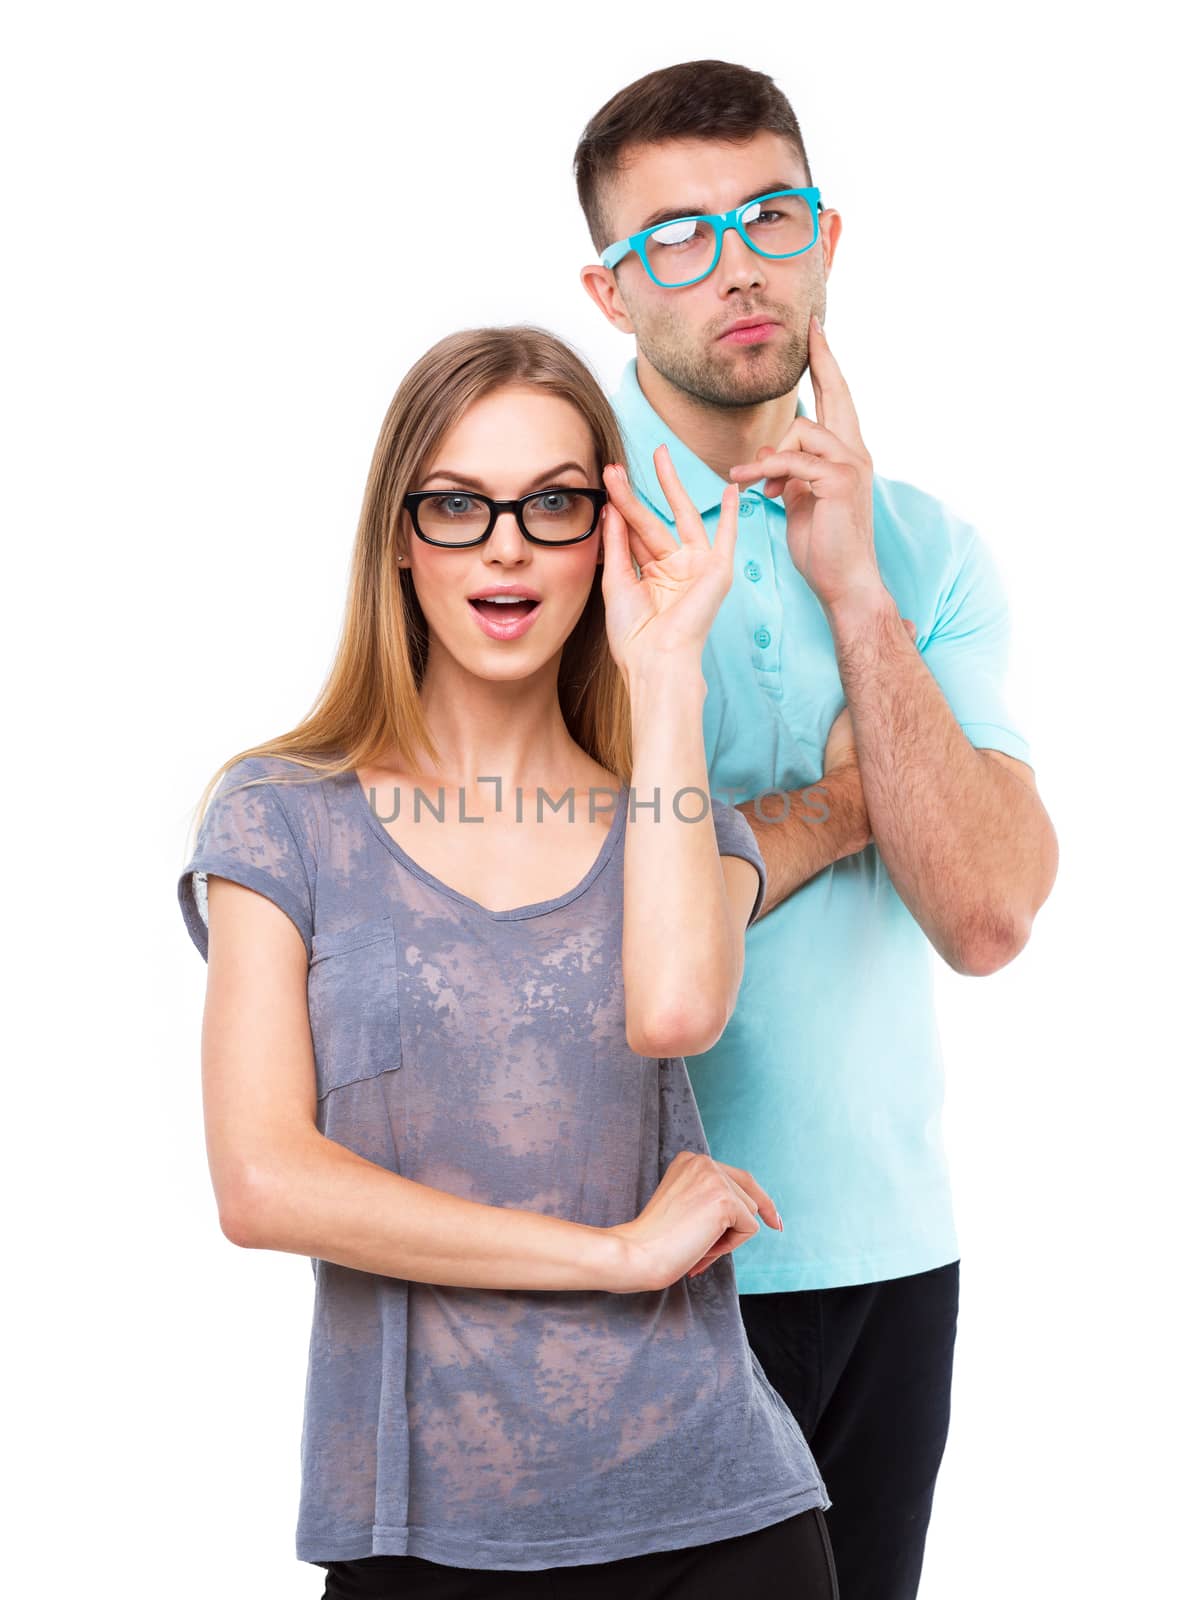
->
xmin=646 ymin=192 xmax=816 ymax=285
xmin=415 ymin=490 xmax=597 ymax=544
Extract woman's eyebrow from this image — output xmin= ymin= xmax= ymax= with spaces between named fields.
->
xmin=420 ymin=461 xmax=591 ymax=491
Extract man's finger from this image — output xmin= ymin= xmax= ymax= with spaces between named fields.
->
xmin=759 ymin=415 xmax=853 ymax=466
xmin=808 ymin=313 xmax=865 ymax=454
xmin=730 ymin=450 xmax=846 ymax=491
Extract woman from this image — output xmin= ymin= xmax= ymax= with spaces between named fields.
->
xmin=177 ymin=326 xmax=837 ymax=1598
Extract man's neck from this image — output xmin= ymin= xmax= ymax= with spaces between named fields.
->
xmin=635 ymin=353 xmax=802 ymax=484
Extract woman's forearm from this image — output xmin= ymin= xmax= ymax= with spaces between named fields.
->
xmin=233 ymin=1130 xmax=632 ymax=1292
xmin=622 ymin=651 xmax=739 ymax=1055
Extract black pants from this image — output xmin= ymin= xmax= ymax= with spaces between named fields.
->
xmin=739 ymin=1260 xmax=961 ymax=1600
xmin=320 ymin=1506 xmax=837 ymax=1598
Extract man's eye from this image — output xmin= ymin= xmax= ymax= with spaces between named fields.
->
xmin=651 ymin=219 xmax=699 ymax=247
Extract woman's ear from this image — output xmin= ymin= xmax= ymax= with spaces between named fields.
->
xmin=396 ymin=507 xmax=415 ymax=565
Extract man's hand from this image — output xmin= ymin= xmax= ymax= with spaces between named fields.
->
xmin=824 ymin=702 xmax=858 ymax=775
xmin=729 ymin=313 xmax=887 ymax=619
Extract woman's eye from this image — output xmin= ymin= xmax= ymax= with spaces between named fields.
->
xmin=537 ymin=492 xmax=575 ymax=513
xmin=430 ymin=494 xmax=476 ymax=516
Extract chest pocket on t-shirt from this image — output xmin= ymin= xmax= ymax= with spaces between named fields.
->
xmin=307 ymin=913 xmax=403 ymax=1097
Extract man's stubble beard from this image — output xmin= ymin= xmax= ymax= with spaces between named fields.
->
xmin=634 ymin=306 xmax=808 ymax=411
xmin=632 ymin=277 xmax=827 ymax=412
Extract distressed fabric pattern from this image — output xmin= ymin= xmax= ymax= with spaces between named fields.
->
xmin=177 ymin=754 xmax=828 ymax=1569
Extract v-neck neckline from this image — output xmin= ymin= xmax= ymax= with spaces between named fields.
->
xmin=347 ymin=771 xmax=630 ymax=922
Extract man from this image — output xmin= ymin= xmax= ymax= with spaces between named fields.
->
xmin=573 ymin=60 xmax=1058 ymax=1599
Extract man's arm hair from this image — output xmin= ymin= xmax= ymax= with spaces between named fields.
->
xmin=737 ymin=763 xmax=869 ymax=920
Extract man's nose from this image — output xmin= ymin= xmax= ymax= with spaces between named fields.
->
xmin=716 ymin=226 xmax=766 ymax=293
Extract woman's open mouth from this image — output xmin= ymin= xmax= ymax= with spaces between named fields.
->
xmin=467 ymin=596 xmax=542 ymax=640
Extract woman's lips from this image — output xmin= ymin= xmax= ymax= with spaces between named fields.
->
xmin=467 ymin=597 xmax=542 ymax=640
xmin=719 ymin=321 xmax=782 ymax=345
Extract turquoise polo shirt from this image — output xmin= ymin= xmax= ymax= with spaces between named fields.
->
xmin=612 ymin=358 xmax=1033 ymax=1293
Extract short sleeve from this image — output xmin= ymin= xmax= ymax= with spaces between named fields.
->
xmin=709 ymin=796 xmax=767 ymax=928
xmin=919 ymin=528 xmax=1033 ymax=768
xmin=177 ymin=757 xmax=315 ymax=963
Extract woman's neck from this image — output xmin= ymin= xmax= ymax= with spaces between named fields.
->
xmin=377 ymin=653 xmax=610 ymax=801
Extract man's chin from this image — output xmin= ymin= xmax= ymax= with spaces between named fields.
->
xmin=643 ymin=332 xmax=804 ymax=408
xmin=702 ymin=346 xmax=803 ymax=406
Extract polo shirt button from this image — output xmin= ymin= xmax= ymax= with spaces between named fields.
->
xmin=754 ymin=627 xmax=771 ymax=648
xmin=744 ymin=561 xmax=762 ymax=582
xmin=739 ymin=497 xmax=756 ymax=517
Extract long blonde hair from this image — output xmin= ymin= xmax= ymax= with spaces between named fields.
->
xmin=186 ymin=325 xmax=634 ymax=840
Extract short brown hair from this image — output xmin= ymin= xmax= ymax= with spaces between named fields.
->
xmin=573 ymin=59 xmax=814 ymax=252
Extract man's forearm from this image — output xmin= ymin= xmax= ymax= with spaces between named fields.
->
xmin=736 ymin=764 xmax=869 ymax=919
xmin=829 ymin=587 xmax=1057 ymax=973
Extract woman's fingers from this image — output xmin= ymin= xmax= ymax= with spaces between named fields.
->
xmin=598 ymin=502 xmax=656 ymax=585
xmin=687 ymin=1241 xmax=740 ymax=1278
xmin=653 ymin=443 xmax=710 ymax=548
xmin=716 ymin=1161 xmax=780 ymax=1231
xmin=603 ymin=462 xmax=676 ymax=566
xmin=686 ymin=1216 xmax=762 ymax=1278
xmin=714 ymin=482 xmax=740 ymax=571
xmin=598 ymin=501 xmax=636 ymax=587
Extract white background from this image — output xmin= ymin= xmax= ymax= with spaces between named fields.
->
xmin=4 ymin=2 xmax=1185 ymax=1594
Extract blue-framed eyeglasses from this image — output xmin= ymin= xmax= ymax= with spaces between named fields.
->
xmin=601 ymin=187 xmax=823 ymax=289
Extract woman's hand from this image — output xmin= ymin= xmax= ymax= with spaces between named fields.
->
xmin=600 ymin=444 xmax=739 ymax=682
xmin=606 ymin=1150 xmax=782 ymax=1292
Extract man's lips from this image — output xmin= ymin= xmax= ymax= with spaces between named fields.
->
xmin=718 ymin=317 xmax=783 ymax=345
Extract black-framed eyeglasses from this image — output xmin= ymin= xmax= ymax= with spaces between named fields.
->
xmin=402 ymin=486 xmax=608 ymax=548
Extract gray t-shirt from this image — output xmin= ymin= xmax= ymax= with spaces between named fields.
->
xmin=177 ymin=753 xmax=828 ymax=1570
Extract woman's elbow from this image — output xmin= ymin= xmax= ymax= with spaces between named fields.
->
xmin=628 ymin=1002 xmax=730 ymax=1059
xmin=219 ymin=1198 xmax=259 ymax=1249
xmin=216 ymin=1166 xmax=278 ymax=1250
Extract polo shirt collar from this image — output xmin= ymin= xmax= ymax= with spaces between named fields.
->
xmin=611 ymin=356 xmax=808 ymax=521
